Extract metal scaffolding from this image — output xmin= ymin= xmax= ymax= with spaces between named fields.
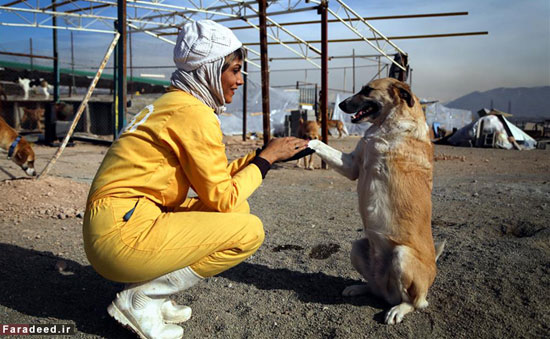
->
xmin=0 ymin=0 xmax=488 ymax=143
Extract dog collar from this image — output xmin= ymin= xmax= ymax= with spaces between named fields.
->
xmin=8 ymin=136 xmax=21 ymax=159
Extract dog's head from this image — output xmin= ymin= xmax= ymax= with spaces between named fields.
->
xmin=339 ymin=78 xmax=420 ymax=125
xmin=298 ymin=118 xmax=320 ymax=140
xmin=10 ymin=138 xmax=36 ymax=176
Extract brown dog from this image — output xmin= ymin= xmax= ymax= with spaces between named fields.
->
xmin=297 ymin=118 xmax=320 ymax=169
xmin=309 ymin=78 xmax=444 ymax=324
xmin=21 ymin=107 xmax=45 ymax=131
xmin=0 ymin=116 xmax=36 ymax=176
xmin=324 ymin=119 xmax=347 ymax=138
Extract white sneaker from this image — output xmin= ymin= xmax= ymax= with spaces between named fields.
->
xmin=107 ymin=290 xmax=183 ymax=339
xmin=161 ymin=300 xmax=192 ymax=324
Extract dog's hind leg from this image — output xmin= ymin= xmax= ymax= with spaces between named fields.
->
xmin=385 ymin=302 xmax=415 ymax=325
xmin=384 ymin=246 xmax=434 ymax=324
xmin=342 ymin=238 xmax=371 ymax=297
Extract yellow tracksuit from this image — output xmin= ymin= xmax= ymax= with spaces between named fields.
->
xmin=83 ymin=88 xmax=265 ymax=283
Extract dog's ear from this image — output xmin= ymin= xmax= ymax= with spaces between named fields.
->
xmin=393 ymin=82 xmax=415 ymax=108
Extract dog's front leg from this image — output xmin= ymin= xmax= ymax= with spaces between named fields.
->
xmin=308 ymin=139 xmax=359 ymax=180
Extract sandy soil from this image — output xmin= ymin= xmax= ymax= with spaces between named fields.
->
xmin=0 ymin=136 xmax=549 ymax=338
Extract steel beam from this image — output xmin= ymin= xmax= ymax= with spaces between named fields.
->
xmin=242 ymin=59 xmax=248 ymax=141
xmin=259 ymin=0 xmax=270 ymax=146
xmin=229 ymin=11 xmax=469 ymax=29
xmin=320 ymin=0 xmax=328 ymax=169
xmin=243 ymin=31 xmax=489 ymax=45
xmin=116 ymin=0 xmax=127 ymax=136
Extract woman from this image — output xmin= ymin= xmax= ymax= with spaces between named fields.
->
xmin=83 ymin=20 xmax=309 ymax=339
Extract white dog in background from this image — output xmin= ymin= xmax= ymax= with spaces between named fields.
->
xmin=18 ymin=78 xmax=52 ymax=100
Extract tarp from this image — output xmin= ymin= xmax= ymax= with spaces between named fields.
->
xmin=448 ymin=115 xmax=537 ymax=149
xmin=425 ymin=102 xmax=472 ymax=132
xmin=220 ymin=79 xmax=299 ymax=136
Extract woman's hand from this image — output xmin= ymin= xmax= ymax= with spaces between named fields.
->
xmin=258 ymin=137 xmax=309 ymax=164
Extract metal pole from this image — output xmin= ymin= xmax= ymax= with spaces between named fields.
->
xmin=113 ymin=20 xmax=118 ymax=138
xmin=29 ymin=38 xmax=33 ymax=70
xmin=343 ymin=67 xmax=346 ymax=93
xmin=314 ymin=83 xmax=318 ymax=118
xmin=242 ymin=59 xmax=248 ymax=141
xmin=129 ymin=24 xmax=134 ymax=97
xmin=70 ymin=31 xmax=75 ymax=96
xmin=352 ymin=48 xmax=355 ymax=92
xmin=258 ymin=0 xmax=270 ymax=146
xmin=52 ymin=0 xmax=59 ymax=103
xmin=320 ymin=0 xmax=328 ymax=169
xmin=116 ymin=0 xmax=127 ymax=136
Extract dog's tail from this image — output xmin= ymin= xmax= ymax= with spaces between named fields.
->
xmin=434 ymin=239 xmax=446 ymax=262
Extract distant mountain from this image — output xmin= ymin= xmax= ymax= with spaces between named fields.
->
xmin=445 ymin=86 xmax=550 ymax=121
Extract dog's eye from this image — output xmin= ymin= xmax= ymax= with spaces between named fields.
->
xmin=360 ymin=86 xmax=372 ymax=96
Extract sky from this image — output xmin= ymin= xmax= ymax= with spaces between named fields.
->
xmin=0 ymin=0 xmax=548 ymax=102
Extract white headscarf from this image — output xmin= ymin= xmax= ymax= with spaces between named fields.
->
xmin=170 ymin=20 xmax=242 ymax=115
xmin=170 ymin=59 xmax=225 ymax=114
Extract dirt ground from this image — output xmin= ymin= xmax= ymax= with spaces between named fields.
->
xmin=0 ymin=135 xmax=549 ymax=338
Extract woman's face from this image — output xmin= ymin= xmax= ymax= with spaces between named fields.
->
xmin=221 ymin=58 xmax=244 ymax=104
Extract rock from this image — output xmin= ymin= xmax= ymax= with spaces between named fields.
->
xmin=55 ymin=260 xmax=67 ymax=272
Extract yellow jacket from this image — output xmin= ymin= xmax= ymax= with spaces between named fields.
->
xmin=87 ymin=88 xmax=262 ymax=212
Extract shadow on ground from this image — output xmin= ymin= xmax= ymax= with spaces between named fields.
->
xmin=221 ymin=262 xmax=388 ymax=312
xmin=0 ymin=243 xmax=132 ymax=338
xmin=0 ymin=243 xmax=390 ymax=337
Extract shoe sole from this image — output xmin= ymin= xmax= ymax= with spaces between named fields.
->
xmin=107 ymin=302 xmax=148 ymax=339
xmin=164 ymin=309 xmax=192 ymax=324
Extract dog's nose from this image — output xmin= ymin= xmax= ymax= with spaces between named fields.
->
xmin=26 ymin=168 xmax=36 ymax=176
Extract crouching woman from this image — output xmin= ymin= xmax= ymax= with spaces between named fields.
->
xmin=83 ymin=20 xmax=309 ymax=339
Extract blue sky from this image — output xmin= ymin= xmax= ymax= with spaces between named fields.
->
xmin=0 ymin=0 xmax=548 ymax=102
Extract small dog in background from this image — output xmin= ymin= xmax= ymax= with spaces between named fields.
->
xmin=18 ymin=78 xmax=52 ymax=100
xmin=297 ymin=118 xmax=320 ymax=170
xmin=0 ymin=115 xmax=36 ymax=176
xmin=323 ymin=119 xmax=348 ymax=138
xmin=21 ymin=107 xmax=45 ymax=131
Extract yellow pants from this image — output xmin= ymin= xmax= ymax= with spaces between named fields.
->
xmin=83 ymin=196 xmax=265 ymax=283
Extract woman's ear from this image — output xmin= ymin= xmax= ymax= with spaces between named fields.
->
xmin=394 ymin=82 xmax=415 ymax=108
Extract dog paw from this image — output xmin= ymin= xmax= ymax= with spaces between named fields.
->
xmin=342 ymin=284 xmax=369 ymax=297
xmin=307 ymin=139 xmax=321 ymax=150
xmin=384 ymin=303 xmax=414 ymax=325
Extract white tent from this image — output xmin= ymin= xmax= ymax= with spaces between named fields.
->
xmin=448 ymin=114 xmax=537 ymax=150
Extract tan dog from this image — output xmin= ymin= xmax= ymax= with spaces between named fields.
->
xmin=0 ymin=116 xmax=36 ymax=176
xmin=297 ymin=118 xmax=320 ymax=169
xmin=308 ymin=78 xmax=444 ymax=324
xmin=323 ymin=119 xmax=347 ymax=138
xmin=21 ymin=107 xmax=45 ymax=131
